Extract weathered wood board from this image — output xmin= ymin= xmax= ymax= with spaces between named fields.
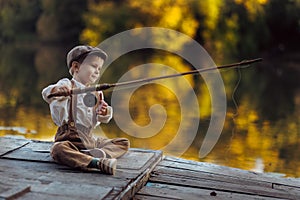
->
xmin=136 ymin=156 xmax=300 ymax=200
xmin=135 ymin=183 xmax=281 ymax=200
xmin=0 ymin=136 xmax=162 ymax=200
xmin=2 ymin=136 xmax=300 ymax=200
xmin=0 ymin=137 xmax=30 ymax=156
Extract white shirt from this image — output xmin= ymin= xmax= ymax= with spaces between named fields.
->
xmin=42 ymin=78 xmax=113 ymax=128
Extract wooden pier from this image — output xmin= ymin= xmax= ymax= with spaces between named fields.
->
xmin=1 ymin=136 xmax=300 ymax=200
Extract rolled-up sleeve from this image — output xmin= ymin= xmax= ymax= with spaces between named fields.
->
xmin=41 ymin=78 xmax=71 ymax=126
xmin=42 ymin=78 xmax=71 ymax=103
xmin=96 ymin=106 xmax=113 ymax=124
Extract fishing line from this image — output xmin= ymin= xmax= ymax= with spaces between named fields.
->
xmin=225 ymin=61 xmax=251 ymax=158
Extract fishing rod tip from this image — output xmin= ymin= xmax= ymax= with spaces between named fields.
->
xmin=242 ymin=58 xmax=263 ymax=65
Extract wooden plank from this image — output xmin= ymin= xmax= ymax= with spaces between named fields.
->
xmin=0 ymin=137 xmax=30 ymax=156
xmin=0 ymin=159 xmax=139 ymax=199
xmin=162 ymin=156 xmax=300 ymax=188
xmin=3 ymin=148 xmax=52 ymax=162
xmin=153 ymin=165 xmax=272 ymax=189
xmin=115 ymin=149 xmax=163 ymax=199
xmin=3 ymin=140 xmax=159 ymax=168
xmin=6 ymin=136 xmax=300 ymax=200
xmin=2 ymin=140 xmax=53 ymax=162
xmin=117 ymin=150 xmax=155 ymax=170
xmin=149 ymin=157 xmax=300 ymax=199
xmin=0 ymin=185 xmax=31 ymax=200
xmin=0 ymin=172 xmax=119 ymax=200
xmin=31 ymin=181 xmax=113 ymax=200
xmin=2 ymin=149 xmax=162 ymax=178
xmin=134 ymin=194 xmax=176 ymax=200
xmin=14 ymin=192 xmax=76 ymax=200
xmin=0 ymin=136 xmax=163 ymax=200
xmin=272 ymin=184 xmax=300 ymax=198
xmin=136 ymin=182 xmax=281 ymax=200
xmin=0 ymin=158 xmax=137 ymax=188
xmin=0 ymin=176 xmax=35 ymax=199
xmin=149 ymin=172 xmax=297 ymax=199
xmin=0 ymin=174 xmax=113 ymax=200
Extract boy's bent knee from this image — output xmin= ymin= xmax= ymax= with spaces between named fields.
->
xmin=50 ymin=141 xmax=75 ymax=161
xmin=51 ymin=141 xmax=69 ymax=151
xmin=114 ymin=138 xmax=130 ymax=149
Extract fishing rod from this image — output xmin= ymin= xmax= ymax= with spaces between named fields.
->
xmin=48 ymin=58 xmax=262 ymax=99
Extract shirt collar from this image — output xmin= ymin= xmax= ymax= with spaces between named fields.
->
xmin=72 ymin=78 xmax=86 ymax=88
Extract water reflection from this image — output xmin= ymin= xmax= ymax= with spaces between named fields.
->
xmin=0 ymin=44 xmax=300 ymax=178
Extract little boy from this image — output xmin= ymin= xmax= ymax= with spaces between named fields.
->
xmin=42 ymin=45 xmax=129 ymax=175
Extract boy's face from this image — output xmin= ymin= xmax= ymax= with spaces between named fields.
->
xmin=75 ymin=55 xmax=104 ymax=85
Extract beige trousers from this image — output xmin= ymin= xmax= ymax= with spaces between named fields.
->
xmin=50 ymin=122 xmax=130 ymax=169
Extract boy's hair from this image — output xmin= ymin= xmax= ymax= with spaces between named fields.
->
xmin=67 ymin=45 xmax=108 ymax=75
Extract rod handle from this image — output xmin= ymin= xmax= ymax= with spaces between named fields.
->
xmin=47 ymin=91 xmax=71 ymax=98
xmin=47 ymin=83 xmax=113 ymax=98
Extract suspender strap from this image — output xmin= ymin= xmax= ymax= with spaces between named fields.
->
xmin=68 ymin=80 xmax=92 ymax=133
xmin=68 ymin=80 xmax=77 ymax=126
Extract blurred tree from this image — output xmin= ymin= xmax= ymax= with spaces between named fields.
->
xmin=80 ymin=0 xmax=139 ymax=46
xmin=0 ymin=44 xmax=38 ymax=106
xmin=37 ymin=0 xmax=87 ymax=44
xmin=80 ymin=0 xmax=198 ymax=47
xmin=0 ymin=0 xmax=41 ymax=42
xmin=233 ymin=0 xmax=270 ymax=59
xmin=194 ymin=0 xmax=270 ymax=61
xmin=193 ymin=0 xmax=225 ymax=60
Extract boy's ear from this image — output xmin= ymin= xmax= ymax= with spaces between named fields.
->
xmin=71 ymin=61 xmax=80 ymax=70
xmin=69 ymin=61 xmax=80 ymax=75
xmin=71 ymin=61 xmax=79 ymax=68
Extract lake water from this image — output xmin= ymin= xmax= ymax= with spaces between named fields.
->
xmin=0 ymin=44 xmax=299 ymax=178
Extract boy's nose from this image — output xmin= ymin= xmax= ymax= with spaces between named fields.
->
xmin=95 ymin=69 xmax=100 ymax=75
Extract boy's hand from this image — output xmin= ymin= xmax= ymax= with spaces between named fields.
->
xmin=51 ymin=85 xmax=71 ymax=97
xmin=96 ymin=92 xmax=108 ymax=116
